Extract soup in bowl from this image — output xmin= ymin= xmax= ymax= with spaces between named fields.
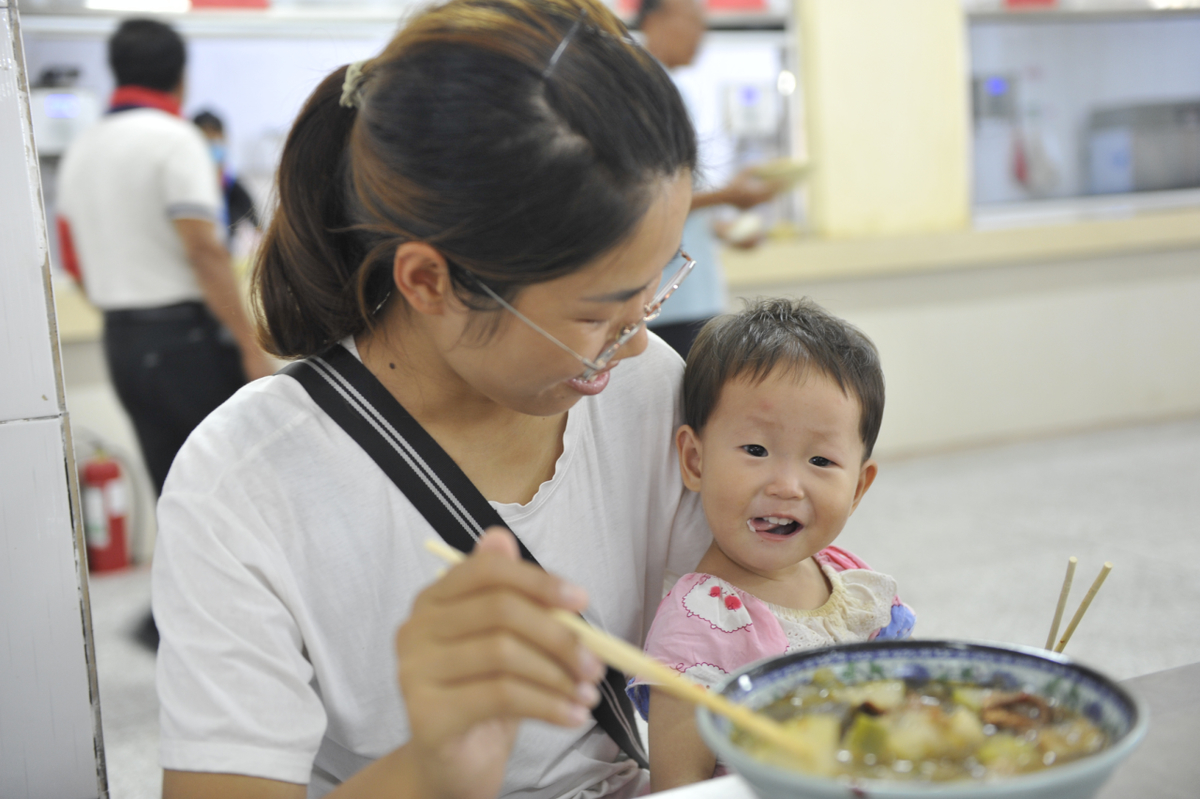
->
xmin=695 ymin=640 xmax=1147 ymax=799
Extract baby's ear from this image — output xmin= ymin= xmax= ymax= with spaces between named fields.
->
xmin=850 ymin=458 xmax=878 ymax=514
xmin=675 ymin=425 xmax=703 ymax=492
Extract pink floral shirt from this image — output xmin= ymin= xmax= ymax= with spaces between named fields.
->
xmin=628 ymin=546 xmax=915 ymax=720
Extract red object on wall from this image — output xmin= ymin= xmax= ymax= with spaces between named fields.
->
xmin=191 ymin=0 xmax=270 ymax=8
xmin=81 ymin=454 xmax=130 ymax=573
xmin=57 ymin=216 xmax=83 ymax=284
xmin=706 ymin=0 xmax=766 ymax=11
xmin=617 ymin=0 xmax=767 ymax=17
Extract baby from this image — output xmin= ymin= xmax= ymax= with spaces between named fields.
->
xmin=631 ymin=297 xmax=915 ymax=791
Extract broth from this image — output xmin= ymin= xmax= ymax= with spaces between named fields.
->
xmin=732 ymin=668 xmax=1109 ymax=782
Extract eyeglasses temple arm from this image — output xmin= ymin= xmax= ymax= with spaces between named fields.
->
xmin=474 ymin=281 xmax=605 ymax=372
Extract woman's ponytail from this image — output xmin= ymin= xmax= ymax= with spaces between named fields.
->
xmin=252 ymin=65 xmax=378 ymax=358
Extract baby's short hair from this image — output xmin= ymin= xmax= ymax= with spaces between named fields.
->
xmin=682 ymin=297 xmax=885 ymax=459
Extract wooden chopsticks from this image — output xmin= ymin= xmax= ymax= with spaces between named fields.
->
xmin=1047 ymin=557 xmax=1112 ymax=653
xmin=1045 ymin=557 xmax=1077 ymax=650
xmin=423 ymin=538 xmax=815 ymax=763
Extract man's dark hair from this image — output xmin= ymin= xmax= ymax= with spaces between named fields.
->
xmin=193 ymin=110 xmax=224 ymax=134
xmin=108 ymin=19 xmax=186 ymax=92
xmin=634 ymin=0 xmax=665 ymax=29
xmin=683 ymin=297 xmax=886 ymax=459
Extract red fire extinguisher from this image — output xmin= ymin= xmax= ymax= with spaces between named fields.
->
xmin=81 ymin=451 xmax=130 ymax=573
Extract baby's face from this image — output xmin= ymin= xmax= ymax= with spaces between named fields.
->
xmin=677 ymin=367 xmax=877 ymax=579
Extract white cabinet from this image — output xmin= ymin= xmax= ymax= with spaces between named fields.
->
xmin=0 ymin=3 xmax=104 ymax=796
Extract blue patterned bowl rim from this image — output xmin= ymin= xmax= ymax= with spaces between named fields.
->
xmin=695 ymin=639 xmax=1150 ymax=796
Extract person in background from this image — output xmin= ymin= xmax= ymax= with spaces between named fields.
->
xmin=637 ymin=0 xmax=786 ymax=358
xmin=57 ymin=19 xmax=275 ymax=645
xmin=58 ymin=17 xmax=274 ymax=497
xmin=193 ymin=109 xmax=261 ymax=242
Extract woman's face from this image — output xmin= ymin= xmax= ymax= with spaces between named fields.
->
xmin=439 ymin=171 xmax=693 ymax=417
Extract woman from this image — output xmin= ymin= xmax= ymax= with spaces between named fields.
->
xmin=155 ymin=0 xmax=706 ymax=797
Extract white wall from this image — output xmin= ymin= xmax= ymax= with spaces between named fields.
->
xmin=735 ymin=245 xmax=1200 ymax=458
xmin=970 ymin=15 xmax=1200 ymax=202
xmin=0 ymin=4 xmax=104 ymax=796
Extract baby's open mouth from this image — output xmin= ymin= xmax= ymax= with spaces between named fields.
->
xmin=747 ymin=516 xmax=801 ymax=536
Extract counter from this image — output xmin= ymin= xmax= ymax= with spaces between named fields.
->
xmin=716 ymin=205 xmax=1200 ymax=457
xmin=721 ymin=206 xmax=1200 ymax=289
xmin=51 ymin=206 xmax=1200 ymax=343
xmin=51 ymin=276 xmax=102 ymax=344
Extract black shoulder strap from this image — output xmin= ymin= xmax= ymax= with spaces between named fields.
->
xmin=282 ymin=346 xmax=648 ymax=770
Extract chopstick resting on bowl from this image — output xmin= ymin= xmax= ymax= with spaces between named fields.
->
xmin=423 ymin=538 xmax=816 ymax=763
xmin=1047 ymin=557 xmax=1113 ymax=654
xmin=1045 ymin=557 xmax=1077 ymax=650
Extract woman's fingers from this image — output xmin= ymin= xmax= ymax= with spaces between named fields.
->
xmin=426 ymin=528 xmax=589 ymax=614
xmin=473 ymin=526 xmax=520 ymax=558
xmin=420 ymin=587 xmax=604 ymax=684
xmin=414 ymin=527 xmax=599 ymax=684
xmin=408 ymin=672 xmax=594 ymax=744
xmin=453 ymin=676 xmax=594 ymax=728
xmin=421 ymin=632 xmax=602 ymax=711
xmin=398 ymin=526 xmax=605 ymax=746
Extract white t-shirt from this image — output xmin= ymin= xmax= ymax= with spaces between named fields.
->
xmin=153 ymin=336 xmax=710 ymax=798
xmin=57 ymin=108 xmax=220 ymax=310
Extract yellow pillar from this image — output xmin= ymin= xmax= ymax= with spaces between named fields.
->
xmin=798 ymin=0 xmax=971 ymax=238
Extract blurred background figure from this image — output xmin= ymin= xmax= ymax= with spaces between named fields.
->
xmin=56 ymin=18 xmax=275 ymax=646
xmin=637 ymin=0 xmax=786 ymax=358
xmin=193 ymin=109 xmax=261 ymax=244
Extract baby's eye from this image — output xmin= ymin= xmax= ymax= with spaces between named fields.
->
xmin=809 ymin=456 xmax=833 ymax=467
xmin=742 ymin=445 xmax=768 ymax=458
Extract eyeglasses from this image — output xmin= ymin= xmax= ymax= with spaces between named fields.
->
xmin=473 ymin=250 xmax=696 ymax=381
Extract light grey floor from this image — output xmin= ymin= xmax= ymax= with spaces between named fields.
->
xmin=89 ymin=567 xmax=159 ymax=799
xmin=89 ymin=417 xmax=1200 ymax=798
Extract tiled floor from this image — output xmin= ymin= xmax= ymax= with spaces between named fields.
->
xmin=89 ymin=417 xmax=1200 ymax=797
xmin=848 ymin=416 xmax=1200 ymax=681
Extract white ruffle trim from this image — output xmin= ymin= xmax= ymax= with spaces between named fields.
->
xmin=765 ymin=564 xmax=896 ymax=650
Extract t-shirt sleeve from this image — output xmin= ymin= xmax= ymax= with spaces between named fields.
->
xmin=154 ymin=478 xmax=325 ymax=783
xmin=162 ymin=127 xmax=222 ymax=221
xmin=626 ymin=574 xmax=788 ymax=720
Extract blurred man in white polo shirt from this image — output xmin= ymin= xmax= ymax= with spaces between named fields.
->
xmin=637 ymin=0 xmax=783 ymax=358
xmin=58 ymin=18 xmax=273 ymax=502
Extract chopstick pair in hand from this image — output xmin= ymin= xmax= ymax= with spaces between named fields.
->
xmin=1046 ymin=557 xmax=1112 ymax=653
xmin=423 ymin=538 xmax=816 ymax=764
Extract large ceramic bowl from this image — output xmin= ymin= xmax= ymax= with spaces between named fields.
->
xmin=695 ymin=640 xmax=1148 ymax=799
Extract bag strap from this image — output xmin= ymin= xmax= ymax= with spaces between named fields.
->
xmin=282 ymin=345 xmax=649 ymax=770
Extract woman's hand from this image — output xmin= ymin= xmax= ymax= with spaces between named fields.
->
xmin=395 ymin=527 xmax=606 ymax=799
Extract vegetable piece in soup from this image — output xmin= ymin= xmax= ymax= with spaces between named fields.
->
xmin=732 ymin=675 xmax=1109 ymax=782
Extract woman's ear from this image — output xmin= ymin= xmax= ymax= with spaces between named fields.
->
xmin=391 ymin=242 xmax=454 ymax=316
xmin=676 ymin=425 xmax=704 ymax=492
